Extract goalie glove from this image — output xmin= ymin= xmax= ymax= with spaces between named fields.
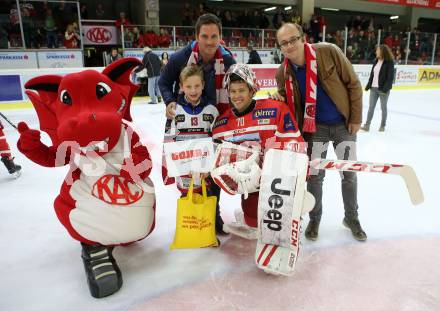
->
xmin=211 ymin=142 xmax=261 ymax=199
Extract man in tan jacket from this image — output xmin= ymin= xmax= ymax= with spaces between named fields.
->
xmin=271 ymin=23 xmax=366 ymax=241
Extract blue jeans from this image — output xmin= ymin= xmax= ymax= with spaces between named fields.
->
xmin=304 ymin=123 xmax=359 ymax=221
xmin=46 ymin=31 xmax=58 ymax=48
xmin=366 ymin=87 xmax=390 ymax=127
xmin=148 ymin=76 xmax=161 ymax=104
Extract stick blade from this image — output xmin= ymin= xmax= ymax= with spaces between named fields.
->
xmin=400 ymin=166 xmax=424 ymax=205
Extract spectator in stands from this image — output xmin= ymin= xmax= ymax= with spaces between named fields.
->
xmin=391 ymin=34 xmax=401 ymax=53
xmin=366 ymin=31 xmax=377 ymax=60
xmin=72 ymin=21 xmax=79 ymax=33
xmin=247 ymin=45 xmax=262 ymax=64
xmin=352 ymin=15 xmax=362 ymax=30
xmin=115 ymin=11 xmax=132 ymax=30
xmin=55 ymin=1 xmax=76 ymax=31
xmin=194 ymin=3 xmax=207 ymax=20
xmin=80 ymin=3 xmax=88 ymax=19
xmin=272 ymin=8 xmax=285 ymax=29
xmin=21 ymin=7 xmax=37 ymax=48
xmin=362 ymin=44 xmax=395 ymax=132
xmin=144 ymin=30 xmax=159 ymax=48
xmin=158 ymin=28 xmax=171 ymax=48
xmin=347 ymin=29 xmax=356 ymax=47
xmin=9 ymin=3 xmax=20 ymax=35
xmin=64 ymin=23 xmax=80 ymax=49
xmin=182 ymin=2 xmax=193 ymax=36
xmin=361 ymin=16 xmax=370 ymax=31
xmin=107 ymin=47 xmax=121 ymax=64
xmin=258 ymin=10 xmax=270 ymax=30
xmin=351 ymin=42 xmax=361 ymax=63
xmin=237 ymin=10 xmax=251 ymax=38
xmin=123 ymin=26 xmax=134 ymax=48
xmin=395 ymin=48 xmax=402 ymax=64
xmin=357 ymin=30 xmax=369 ymax=61
xmin=310 ymin=14 xmax=320 ymax=42
xmin=135 ymin=47 xmax=162 ymax=104
xmin=272 ymin=23 xmax=366 ymax=242
xmin=158 ymin=13 xmax=236 ymax=234
xmin=333 ymin=30 xmax=344 ymax=49
xmin=95 ymin=3 xmax=105 ymax=19
xmin=384 ymin=33 xmax=393 ymax=48
xmin=222 ymin=10 xmax=234 ymax=39
xmin=0 ymin=24 xmax=8 ymax=49
xmin=44 ymin=9 xmax=58 ymax=48
xmin=346 ymin=16 xmax=354 ymax=29
xmin=132 ymin=27 xmax=145 ymax=48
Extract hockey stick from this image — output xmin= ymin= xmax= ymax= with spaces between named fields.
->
xmin=207 ymin=142 xmax=424 ymax=205
xmin=0 ymin=112 xmax=18 ymax=130
xmin=309 ymin=158 xmax=424 ymax=205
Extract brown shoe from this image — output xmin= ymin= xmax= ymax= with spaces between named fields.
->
xmin=379 ymin=126 xmax=385 ymax=132
xmin=305 ymin=219 xmax=320 ymax=241
xmin=361 ymin=124 xmax=370 ymax=132
xmin=343 ymin=218 xmax=367 ymax=241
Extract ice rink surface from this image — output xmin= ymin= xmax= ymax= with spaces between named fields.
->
xmin=1 ymin=89 xmax=439 ymax=311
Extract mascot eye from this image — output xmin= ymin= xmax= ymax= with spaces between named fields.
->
xmin=96 ymin=82 xmax=111 ymax=99
xmin=60 ymin=90 xmax=72 ymax=105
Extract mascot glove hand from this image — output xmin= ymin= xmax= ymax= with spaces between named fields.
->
xmin=18 ymin=122 xmax=43 ymax=151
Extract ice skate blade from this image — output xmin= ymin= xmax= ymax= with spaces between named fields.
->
xmin=225 ymin=223 xmax=258 ymax=240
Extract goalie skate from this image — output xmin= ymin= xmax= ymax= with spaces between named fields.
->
xmin=224 ymin=209 xmax=258 ymax=240
xmin=255 ymin=149 xmax=309 ymax=276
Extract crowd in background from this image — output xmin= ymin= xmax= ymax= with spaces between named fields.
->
xmin=1 ymin=1 xmax=81 ymax=49
xmin=0 ymin=1 xmax=439 ymax=65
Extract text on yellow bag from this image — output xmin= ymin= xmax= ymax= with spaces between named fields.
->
xmin=170 ymin=178 xmax=219 ymax=249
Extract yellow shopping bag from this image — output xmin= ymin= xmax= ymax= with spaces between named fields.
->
xmin=170 ymin=178 xmax=219 ymax=249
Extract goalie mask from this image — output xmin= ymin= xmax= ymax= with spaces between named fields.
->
xmin=223 ymin=64 xmax=260 ymax=94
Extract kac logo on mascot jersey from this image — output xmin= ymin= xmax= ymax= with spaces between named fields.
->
xmin=92 ymin=174 xmax=144 ymax=205
xmin=263 ymin=178 xmax=291 ymax=231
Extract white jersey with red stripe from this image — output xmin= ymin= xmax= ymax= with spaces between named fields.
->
xmin=174 ymin=100 xmax=219 ymax=142
xmin=172 ymin=97 xmax=219 ymax=192
xmin=212 ymin=98 xmax=304 ymax=154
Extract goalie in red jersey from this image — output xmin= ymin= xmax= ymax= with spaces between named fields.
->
xmin=211 ymin=64 xmax=306 ymax=238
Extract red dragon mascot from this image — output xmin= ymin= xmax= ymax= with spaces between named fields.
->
xmin=17 ymin=58 xmax=156 ymax=298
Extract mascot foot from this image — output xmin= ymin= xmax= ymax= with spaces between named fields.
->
xmin=81 ymin=243 xmax=123 ymax=298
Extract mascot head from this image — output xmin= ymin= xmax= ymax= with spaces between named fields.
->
xmin=24 ymin=58 xmax=141 ymax=154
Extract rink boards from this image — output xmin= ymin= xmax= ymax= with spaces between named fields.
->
xmin=1 ymin=64 xmax=440 ymax=108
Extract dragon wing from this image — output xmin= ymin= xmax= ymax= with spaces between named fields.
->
xmin=24 ymin=75 xmax=63 ymax=146
xmin=102 ymin=57 xmax=142 ymax=122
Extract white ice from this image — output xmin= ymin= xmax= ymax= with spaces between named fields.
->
xmin=1 ymin=89 xmax=439 ymax=311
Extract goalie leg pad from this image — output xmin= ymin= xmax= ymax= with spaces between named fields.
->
xmin=255 ymin=149 xmax=309 ymax=276
xmin=257 ymin=149 xmax=308 ymax=248
xmin=255 ymin=242 xmax=299 ymax=276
